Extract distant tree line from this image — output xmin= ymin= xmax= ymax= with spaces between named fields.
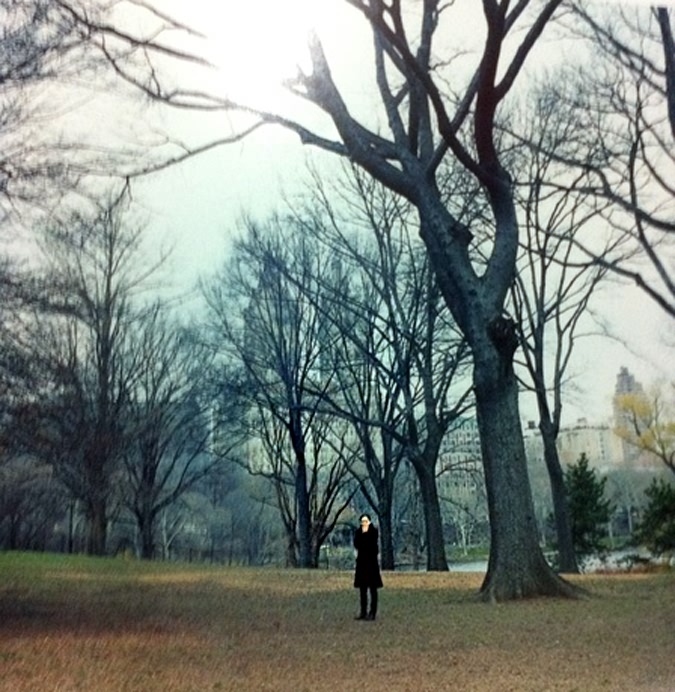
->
xmin=1 ymin=174 xmax=672 ymax=569
xmin=0 ymin=2 xmax=674 ymax=597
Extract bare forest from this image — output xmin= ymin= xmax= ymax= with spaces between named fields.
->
xmin=1 ymin=1 xmax=674 ymax=602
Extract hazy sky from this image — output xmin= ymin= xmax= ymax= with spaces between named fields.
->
xmin=121 ymin=0 xmax=673 ymax=427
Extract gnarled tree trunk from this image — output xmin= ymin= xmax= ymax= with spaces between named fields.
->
xmin=471 ymin=320 xmax=577 ymax=600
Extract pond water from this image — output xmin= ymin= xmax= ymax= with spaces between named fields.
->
xmin=450 ymin=560 xmax=487 ymax=573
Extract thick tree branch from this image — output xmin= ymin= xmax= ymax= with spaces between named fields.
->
xmin=657 ymin=7 xmax=675 ymax=139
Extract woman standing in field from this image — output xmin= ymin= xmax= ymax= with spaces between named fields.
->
xmin=353 ymin=513 xmax=383 ymax=621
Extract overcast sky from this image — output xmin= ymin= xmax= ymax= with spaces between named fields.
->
xmin=87 ymin=0 xmax=675 ymax=427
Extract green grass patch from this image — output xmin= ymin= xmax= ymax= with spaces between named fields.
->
xmin=1 ymin=551 xmax=673 ymax=691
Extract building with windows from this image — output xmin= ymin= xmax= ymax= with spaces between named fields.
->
xmin=555 ymin=418 xmax=625 ymax=471
xmin=440 ymin=417 xmax=482 ymax=472
xmin=612 ymin=366 xmax=648 ymax=466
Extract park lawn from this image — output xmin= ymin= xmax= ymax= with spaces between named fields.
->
xmin=0 ymin=552 xmax=673 ymax=692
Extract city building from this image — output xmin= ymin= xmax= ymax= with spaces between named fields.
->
xmin=440 ymin=416 xmax=482 ymax=471
xmin=612 ymin=366 xmax=648 ymax=466
xmin=456 ymin=367 xmax=658 ymax=474
xmin=555 ymin=419 xmax=625 ymax=471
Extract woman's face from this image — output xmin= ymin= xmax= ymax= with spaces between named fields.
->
xmin=360 ymin=516 xmax=371 ymax=531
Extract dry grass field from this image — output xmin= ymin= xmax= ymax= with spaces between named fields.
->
xmin=0 ymin=552 xmax=673 ymax=692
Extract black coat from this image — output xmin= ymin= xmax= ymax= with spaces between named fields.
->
xmin=353 ymin=525 xmax=383 ymax=589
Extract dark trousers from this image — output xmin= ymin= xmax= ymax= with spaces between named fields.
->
xmin=359 ymin=586 xmax=378 ymax=616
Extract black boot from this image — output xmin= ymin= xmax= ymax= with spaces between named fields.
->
xmin=367 ymin=588 xmax=378 ymax=620
xmin=356 ymin=587 xmax=368 ymax=619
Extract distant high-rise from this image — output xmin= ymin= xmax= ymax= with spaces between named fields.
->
xmin=613 ymin=366 xmax=645 ymax=465
xmin=614 ymin=366 xmax=643 ymax=398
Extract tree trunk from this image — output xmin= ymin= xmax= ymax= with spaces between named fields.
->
xmin=472 ymin=328 xmax=579 ymax=601
xmin=295 ymin=458 xmax=313 ymax=568
xmin=378 ymin=503 xmax=395 ymax=570
xmin=8 ymin=514 xmax=19 ymax=550
xmin=86 ymin=498 xmax=107 ymax=556
xmin=285 ymin=533 xmax=299 ymax=567
xmin=360 ymin=439 xmax=397 ymax=569
xmin=411 ymin=458 xmax=448 ymax=571
xmin=311 ymin=540 xmax=321 ymax=569
xmin=415 ymin=180 xmax=581 ymax=599
xmin=540 ymin=420 xmax=579 ymax=574
xmin=138 ymin=512 xmax=155 ymax=559
xmin=289 ymin=412 xmax=313 ymax=568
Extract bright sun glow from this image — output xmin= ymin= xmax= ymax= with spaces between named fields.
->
xmin=195 ymin=0 xmax=329 ymax=110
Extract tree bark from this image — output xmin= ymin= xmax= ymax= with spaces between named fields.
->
xmin=378 ymin=502 xmax=395 ymax=571
xmin=540 ymin=419 xmax=579 ymax=573
xmin=84 ymin=446 xmax=109 ymax=556
xmin=138 ymin=512 xmax=155 ymax=559
xmin=471 ymin=323 xmax=578 ymax=601
xmin=285 ymin=534 xmax=299 ymax=568
xmin=86 ymin=498 xmax=107 ymax=556
xmin=410 ymin=456 xmax=448 ymax=571
xmin=294 ymin=457 xmax=313 ymax=568
xmin=289 ymin=412 xmax=313 ymax=568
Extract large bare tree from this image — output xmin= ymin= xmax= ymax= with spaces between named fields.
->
xmin=267 ymin=1 xmax=577 ymax=600
xmin=507 ymin=88 xmax=614 ymax=574
xmin=31 ymin=192 xmax=162 ymax=554
xmin=121 ymin=303 xmax=219 ymax=559
xmin=203 ymin=218 xmax=354 ymax=568
xmin=21 ymin=1 xmax=584 ymax=599
xmin=292 ymin=166 xmax=472 ymax=570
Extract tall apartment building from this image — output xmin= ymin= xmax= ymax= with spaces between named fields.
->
xmin=613 ymin=366 xmax=644 ymax=398
xmin=612 ymin=366 xmax=647 ymax=466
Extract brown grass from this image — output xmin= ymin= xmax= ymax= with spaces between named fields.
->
xmin=0 ymin=552 xmax=673 ymax=691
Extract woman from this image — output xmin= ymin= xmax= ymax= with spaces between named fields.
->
xmin=353 ymin=513 xmax=383 ymax=620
